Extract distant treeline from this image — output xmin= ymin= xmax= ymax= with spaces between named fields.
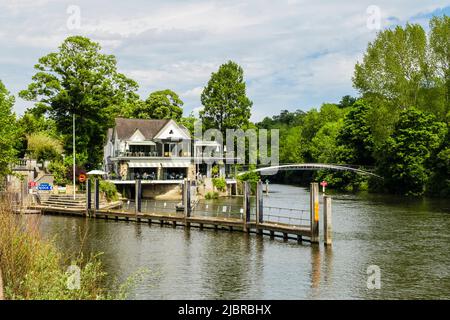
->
xmin=257 ymin=15 xmax=449 ymax=197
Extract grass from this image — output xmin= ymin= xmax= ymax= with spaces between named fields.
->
xmin=0 ymin=194 xmax=142 ymax=300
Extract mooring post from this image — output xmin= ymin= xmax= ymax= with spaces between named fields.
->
xmin=256 ymin=180 xmax=264 ymax=235
xmin=243 ymin=181 xmax=251 ymax=232
xmin=310 ymin=182 xmax=319 ymax=243
xmin=323 ymin=196 xmax=332 ymax=246
xmin=94 ymin=178 xmax=100 ymax=213
xmin=184 ymin=179 xmax=191 ymax=219
xmin=86 ymin=179 xmax=92 ymax=215
xmin=135 ymin=179 xmax=142 ymax=214
xmin=0 ymin=266 xmax=4 ymax=300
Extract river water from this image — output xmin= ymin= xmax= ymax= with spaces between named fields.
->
xmin=38 ymin=184 xmax=450 ymax=299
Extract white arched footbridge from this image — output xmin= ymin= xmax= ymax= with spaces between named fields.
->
xmin=237 ymin=163 xmax=382 ymax=179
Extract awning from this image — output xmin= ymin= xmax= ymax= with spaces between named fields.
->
xmin=128 ymin=162 xmax=160 ymax=168
xmin=161 ymin=162 xmax=191 ymax=168
xmin=128 ymin=141 xmax=156 ymax=146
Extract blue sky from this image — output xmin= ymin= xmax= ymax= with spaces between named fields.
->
xmin=0 ymin=1 xmax=449 ymax=121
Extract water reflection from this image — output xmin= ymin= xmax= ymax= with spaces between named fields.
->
xmin=37 ymin=184 xmax=450 ymax=299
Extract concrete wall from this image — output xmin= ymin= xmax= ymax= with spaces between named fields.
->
xmin=142 ymin=184 xmax=182 ymax=200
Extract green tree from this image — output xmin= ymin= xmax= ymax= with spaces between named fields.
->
xmin=336 ymin=100 xmax=375 ymax=166
xmin=0 ymin=80 xmax=18 ymax=178
xmin=353 ymin=24 xmax=429 ymax=113
xmin=379 ymin=107 xmax=446 ymax=196
xmin=19 ymin=36 xmax=139 ymax=169
xmin=26 ymin=133 xmax=63 ymax=163
xmin=429 ymin=15 xmax=450 ymax=119
xmin=132 ymin=89 xmax=183 ymax=121
xmin=200 ymin=61 xmax=252 ymax=134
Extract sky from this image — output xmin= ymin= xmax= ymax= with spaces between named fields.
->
xmin=0 ymin=1 xmax=449 ymax=121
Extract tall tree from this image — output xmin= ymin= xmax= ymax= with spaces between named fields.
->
xmin=0 ymin=80 xmax=18 ymax=179
xmin=429 ymin=15 xmax=450 ymax=119
xmin=19 ymin=36 xmax=139 ymax=169
xmin=200 ymin=61 xmax=252 ymax=134
xmin=336 ymin=100 xmax=375 ymax=166
xmin=132 ymin=89 xmax=183 ymax=121
xmin=353 ymin=24 xmax=429 ymax=112
xmin=379 ymin=107 xmax=446 ymax=196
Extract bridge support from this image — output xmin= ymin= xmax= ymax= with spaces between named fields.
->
xmin=94 ymin=179 xmax=100 ymax=213
xmin=256 ymin=180 xmax=264 ymax=235
xmin=243 ymin=181 xmax=250 ymax=232
xmin=323 ymin=196 xmax=332 ymax=246
xmin=310 ymin=182 xmax=319 ymax=244
xmin=135 ymin=179 xmax=142 ymax=214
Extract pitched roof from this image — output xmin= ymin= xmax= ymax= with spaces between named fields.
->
xmin=113 ymin=118 xmax=190 ymax=140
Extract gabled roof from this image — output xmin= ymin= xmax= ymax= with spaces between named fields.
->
xmin=113 ymin=118 xmax=190 ymax=141
xmin=114 ymin=118 xmax=170 ymax=140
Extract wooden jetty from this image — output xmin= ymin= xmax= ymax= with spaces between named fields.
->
xmin=24 ymin=180 xmax=332 ymax=245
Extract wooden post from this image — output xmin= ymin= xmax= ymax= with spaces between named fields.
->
xmin=184 ymin=179 xmax=191 ymax=218
xmin=86 ymin=179 xmax=92 ymax=215
xmin=323 ymin=196 xmax=332 ymax=246
xmin=265 ymin=180 xmax=269 ymax=194
xmin=243 ymin=181 xmax=250 ymax=232
xmin=309 ymin=182 xmax=319 ymax=243
xmin=135 ymin=179 xmax=141 ymax=214
xmin=0 ymin=266 xmax=4 ymax=300
xmin=256 ymin=180 xmax=263 ymax=235
xmin=94 ymin=179 xmax=100 ymax=212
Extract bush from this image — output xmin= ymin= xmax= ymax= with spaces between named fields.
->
xmin=205 ymin=191 xmax=219 ymax=200
xmin=212 ymin=177 xmax=226 ymax=192
xmin=99 ymin=180 xmax=119 ymax=202
xmin=47 ymin=160 xmax=69 ymax=186
xmin=0 ymin=199 xmax=132 ymax=299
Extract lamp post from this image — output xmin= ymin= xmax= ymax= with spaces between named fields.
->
xmin=73 ymin=113 xmax=76 ymax=200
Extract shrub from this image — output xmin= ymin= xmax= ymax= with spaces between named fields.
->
xmin=0 ymin=199 xmax=133 ymax=299
xmin=99 ymin=180 xmax=119 ymax=202
xmin=212 ymin=177 xmax=227 ymax=192
xmin=205 ymin=191 xmax=219 ymax=200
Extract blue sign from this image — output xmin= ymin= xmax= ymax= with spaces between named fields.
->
xmin=38 ymin=183 xmax=53 ymax=191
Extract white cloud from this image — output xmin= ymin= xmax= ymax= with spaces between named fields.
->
xmin=0 ymin=0 xmax=448 ymax=119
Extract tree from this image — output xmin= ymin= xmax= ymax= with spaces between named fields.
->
xmin=429 ymin=15 xmax=450 ymax=119
xmin=132 ymin=89 xmax=183 ymax=121
xmin=19 ymin=36 xmax=139 ymax=169
xmin=200 ymin=61 xmax=252 ymax=134
xmin=26 ymin=133 xmax=63 ymax=163
xmin=336 ymin=100 xmax=375 ymax=166
xmin=353 ymin=24 xmax=429 ymax=112
xmin=379 ymin=107 xmax=446 ymax=196
xmin=0 ymin=80 xmax=18 ymax=179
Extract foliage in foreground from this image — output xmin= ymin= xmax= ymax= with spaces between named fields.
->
xmin=0 ymin=199 xmax=137 ymax=300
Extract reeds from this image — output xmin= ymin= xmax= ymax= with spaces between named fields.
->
xmin=0 ymin=194 xmax=134 ymax=300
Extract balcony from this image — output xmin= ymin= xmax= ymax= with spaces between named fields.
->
xmin=114 ymin=151 xmax=191 ymax=158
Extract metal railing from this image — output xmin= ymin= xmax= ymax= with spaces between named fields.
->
xmin=262 ymin=206 xmax=310 ymax=227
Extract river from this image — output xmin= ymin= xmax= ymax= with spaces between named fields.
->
xmin=38 ymin=184 xmax=450 ymax=299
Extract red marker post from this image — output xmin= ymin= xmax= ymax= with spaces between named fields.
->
xmin=320 ymin=180 xmax=328 ymax=194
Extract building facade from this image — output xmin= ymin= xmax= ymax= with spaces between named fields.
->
xmin=103 ymin=118 xmax=236 ymax=189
